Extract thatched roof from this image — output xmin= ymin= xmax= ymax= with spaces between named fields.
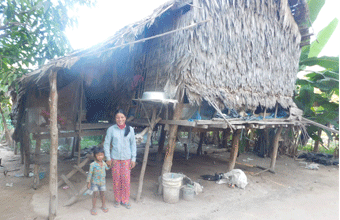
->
xmin=19 ymin=0 xmax=310 ymax=112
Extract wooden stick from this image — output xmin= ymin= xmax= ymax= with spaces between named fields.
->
xmin=251 ymin=168 xmax=270 ymax=176
xmin=256 ymin=165 xmax=275 ymax=174
xmin=302 ymin=118 xmax=339 ymax=134
xmin=136 ymin=109 xmax=160 ymax=202
xmin=227 ymin=130 xmax=241 ymax=172
xmin=81 ymin=19 xmax=211 ymax=58
xmin=33 ymin=137 xmax=41 ymax=190
xmin=274 ymin=103 xmax=278 ymax=118
xmin=49 ymin=70 xmax=58 ymax=220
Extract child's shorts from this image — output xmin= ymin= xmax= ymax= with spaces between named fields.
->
xmin=90 ymin=184 xmax=106 ymax=192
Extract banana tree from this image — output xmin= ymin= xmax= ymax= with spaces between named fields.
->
xmin=294 ymin=1 xmax=339 ymax=151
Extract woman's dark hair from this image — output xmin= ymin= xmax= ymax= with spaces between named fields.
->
xmin=93 ymin=146 xmax=104 ymax=158
xmin=114 ymin=109 xmax=130 ymax=137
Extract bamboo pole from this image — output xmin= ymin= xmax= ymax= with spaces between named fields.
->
xmin=270 ymin=127 xmax=283 ymax=171
xmin=33 ymin=137 xmax=41 ymax=190
xmin=136 ymin=109 xmax=160 ymax=202
xmin=227 ymin=130 xmax=242 ymax=172
xmin=49 ymin=71 xmax=58 ymax=220
xmin=161 ymin=103 xmax=184 ymax=175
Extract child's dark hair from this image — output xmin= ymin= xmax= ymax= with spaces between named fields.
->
xmin=114 ymin=109 xmax=130 ymax=137
xmin=93 ymin=146 xmax=104 ymax=158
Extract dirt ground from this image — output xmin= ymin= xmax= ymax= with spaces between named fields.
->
xmin=0 ymin=142 xmax=339 ymax=220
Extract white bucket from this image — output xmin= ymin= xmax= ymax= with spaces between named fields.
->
xmin=162 ymin=173 xmax=183 ymax=203
xmin=182 ymin=185 xmax=195 ymax=201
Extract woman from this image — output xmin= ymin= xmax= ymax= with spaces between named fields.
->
xmin=104 ymin=109 xmax=137 ymax=209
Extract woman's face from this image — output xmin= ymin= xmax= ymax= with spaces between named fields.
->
xmin=115 ymin=113 xmax=126 ymax=126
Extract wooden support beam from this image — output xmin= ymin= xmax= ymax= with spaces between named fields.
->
xmin=49 ymin=70 xmax=58 ymax=220
xmin=60 ymin=174 xmax=78 ymax=195
xmin=162 ymin=103 xmax=184 ymax=175
xmin=73 ymin=165 xmax=87 ymax=177
xmin=136 ymin=109 xmax=161 ymax=202
xmin=227 ymin=130 xmax=242 ymax=172
xmin=159 ymin=119 xmax=196 ymax=127
xmin=33 ymin=138 xmax=41 ymax=190
xmin=270 ymin=127 xmax=283 ymax=172
xmin=302 ymin=117 xmax=339 ymax=134
xmin=58 ymin=157 xmax=90 ymax=187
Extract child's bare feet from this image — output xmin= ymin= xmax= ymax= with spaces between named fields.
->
xmin=101 ymin=207 xmax=109 ymax=213
xmin=91 ymin=209 xmax=97 ymax=215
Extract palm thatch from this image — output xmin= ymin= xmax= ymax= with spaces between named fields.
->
xmin=12 ymin=0 xmax=309 ymax=137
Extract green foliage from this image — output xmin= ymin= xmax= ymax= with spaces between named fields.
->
xmin=309 ymin=19 xmax=339 ymax=58
xmin=307 ymin=0 xmax=325 ymax=24
xmin=0 ymin=0 xmax=95 ymax=100
xmin=80 ymin=136 xmax=102 ymax=149
xmin=295 ymin=2 xmax=339 ymax=145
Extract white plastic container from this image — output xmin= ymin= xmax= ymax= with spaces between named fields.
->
xmin=162 ymin=173 xmax=183 ymax=203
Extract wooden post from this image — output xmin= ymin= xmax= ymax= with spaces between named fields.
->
xmin=136 ymin=109 xmax=159 ymax=202
xmin=49 ymin=71 xmax=58 ymax=220
xmin=77 ymin=74 xmax=84 ymax=165
xmin=77 ymin=134 xmax=81 ymax=165
xmin=313 ymin=129 xmax=322 ymax=153
xmin=197 ymin=132 xmax=205 ymax=155
xmin=33 ymin=137 xmax=42 ymax=189
xmin=156 ymin=125 xmax=166 ymax=162
xmin=270 ymin=127 xmax=283 ymax=171
xmin=227 ymin=130 xmax=241 ymax=172
xmin=161 ymin=103 xmax=184 ymax=175
xmin=23 ymin=129 xmax=30 ymax=177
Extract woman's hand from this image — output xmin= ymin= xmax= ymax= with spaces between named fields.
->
xmin=87 ymin=182 xmax=91 ymax=189
xmin=130 ymin=161 xmax=136 ymax=169
xmin=106 ymin=160 xmax=112 ymax=167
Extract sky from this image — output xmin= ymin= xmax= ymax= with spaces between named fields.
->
xmin=66 ymin=0 xmax=339 ymax=57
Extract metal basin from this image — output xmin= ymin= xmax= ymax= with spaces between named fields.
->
xmin=141 ymin=91 xmax=167 ymax=101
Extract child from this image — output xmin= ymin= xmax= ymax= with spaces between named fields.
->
xmin=86 ymin=147 xmax=109 ymax=215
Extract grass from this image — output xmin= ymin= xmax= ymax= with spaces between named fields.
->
xmin=298 ymin=140 xmax=338 ymax=155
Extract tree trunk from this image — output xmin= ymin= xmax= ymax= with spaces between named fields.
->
xmin=161 ymin=103 xmax=183 ymax=175
xmin=23 ymin=129 xmax=31 ymax=177
xmin=0 ymin=105 xmax=12 ymax=147
xmin=49 ymin=71 xmax=58 ymax=220
xmin=227 ymin=130 xmax=241 ymax=172
xmin=270 ymin=127 xmax=283 ymax=171
xmin=313 ymin=129 xmax=322 ymax=153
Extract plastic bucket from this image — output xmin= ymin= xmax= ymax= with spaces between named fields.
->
xmin=182 ymin=185 xmax=195 ymax=201
xmin=162 ymin=173 xmax=183 ymax=203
